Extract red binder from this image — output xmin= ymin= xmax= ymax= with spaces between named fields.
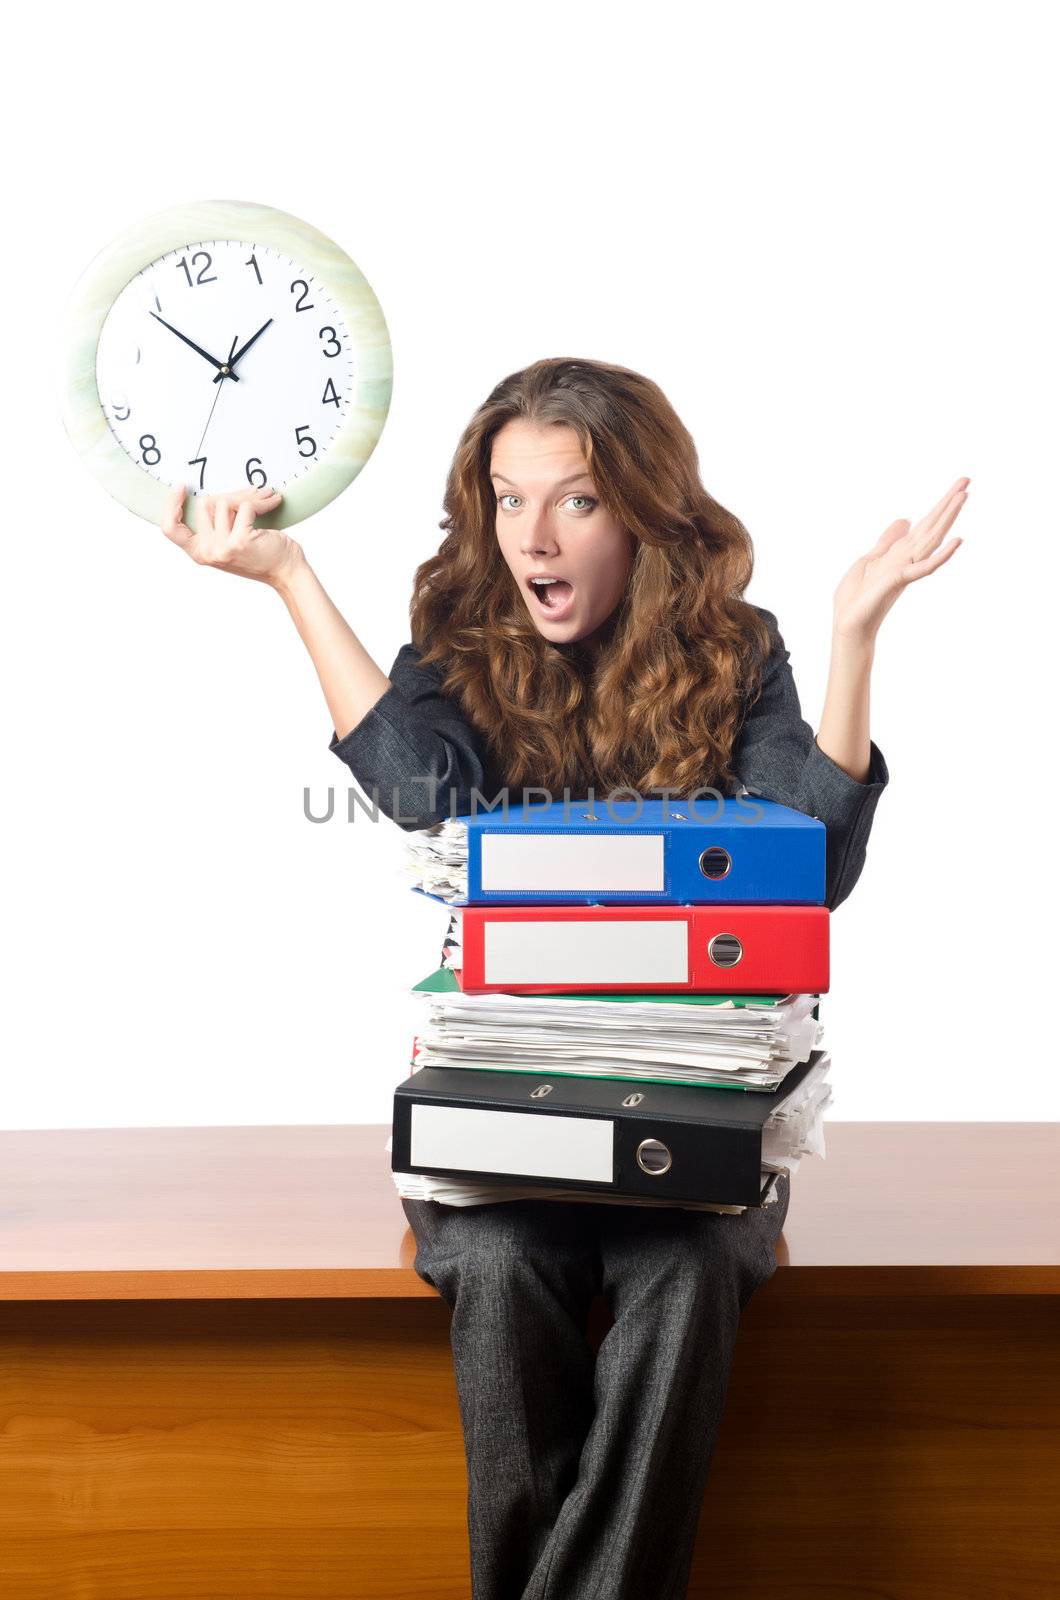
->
xmin=451 ymin=904 xmax=829 ymax=994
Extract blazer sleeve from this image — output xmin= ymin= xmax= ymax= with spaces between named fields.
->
xmin=327 ymin=643 xmax=490 ymax=829
xmin=733 ymin=607 xmax=890 ymax=911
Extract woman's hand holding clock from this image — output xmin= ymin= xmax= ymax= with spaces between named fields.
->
xmin=161 ymin=486 xmax=304 ymax=588
xmin=831 ymin=476 xmax=969 ymax=646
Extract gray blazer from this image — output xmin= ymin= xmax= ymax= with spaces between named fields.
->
xmin=328 ymin=605 xmax=889 ymax=911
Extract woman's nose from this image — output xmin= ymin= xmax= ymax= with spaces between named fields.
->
xmin=520 ymin=514 xmax=559 ymax=556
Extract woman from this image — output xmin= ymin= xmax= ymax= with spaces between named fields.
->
xmin=161 ymin=356 xmax=966 ymax=1600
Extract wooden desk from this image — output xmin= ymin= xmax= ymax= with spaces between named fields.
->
xmin=1 ymin=1124 xmax=1057 ymax=1598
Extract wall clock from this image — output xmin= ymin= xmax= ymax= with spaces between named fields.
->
xmin=61 ymin=198 xmax=392 ymax=531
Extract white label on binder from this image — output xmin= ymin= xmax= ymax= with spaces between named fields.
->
xmin=480 ymin=833 xmax=665 ymax=891
xmin=483 ymin=918 xmax=689 ymax=984
xmin=410 ymin=1103 xmax=615 ymax=1182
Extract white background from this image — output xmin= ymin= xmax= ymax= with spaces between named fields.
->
xmin=3 ymin=1 xmax=1056 ymax=1129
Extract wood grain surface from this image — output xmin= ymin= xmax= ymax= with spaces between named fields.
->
xmin=0 ymin=1294 xmax=1056 ymax=1598
xmin=1 ymin=1121 xmax=1058 ymax=1299
xmin=1 ymin=1123 xmax=1057 ymax=1597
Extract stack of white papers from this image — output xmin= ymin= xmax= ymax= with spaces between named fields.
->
xmin=416 ymin=978 xmax=823 ymax=1091
xmin=405 ymin=818 xmax=469 ymax=902
xmin=404 ymin=812 xmax=819 ymax=907
xmin=393 ymin=1169 xmax=759 ymax=1214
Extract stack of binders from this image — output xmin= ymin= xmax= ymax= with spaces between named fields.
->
xmin=391 ymin=797 xmax=833 ymax=1214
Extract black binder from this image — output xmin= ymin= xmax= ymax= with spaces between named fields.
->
xmin=392 ymin=1052 xmax=822 ymax=1207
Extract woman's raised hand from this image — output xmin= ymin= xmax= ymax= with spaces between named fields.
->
xmin=160 ymin=486 xmax=304 ymax=588
xmin=831 ymin=476 xmax=969 ymax=646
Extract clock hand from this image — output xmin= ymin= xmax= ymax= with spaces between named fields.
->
xmin=212 ymin=317 xmax=274 ymax=383
xmin=149 ymin=311 xmax=241 ymax=382
xmin=191 ymin=335 xmax=240 ymax=466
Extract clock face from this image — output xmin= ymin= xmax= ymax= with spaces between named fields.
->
xmin=94 ymin=239 xmax=357 ymax=496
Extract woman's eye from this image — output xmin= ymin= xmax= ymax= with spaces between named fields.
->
xmin=496 ymin=492 xmax=597 ymax=512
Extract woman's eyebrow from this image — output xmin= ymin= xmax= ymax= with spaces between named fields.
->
xmin=490 ymin=471 xmax=595 ymax=489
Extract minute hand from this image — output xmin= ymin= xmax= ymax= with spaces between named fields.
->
xmin=214 ymin=318 xmax=274 ymax=383
xmin=149 ymin=312 xmax=240 ymax=382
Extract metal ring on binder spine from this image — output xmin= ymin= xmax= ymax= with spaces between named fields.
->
xmin=707 ymin=932 xmax=743 ymax=967
xmin=698 ymin=846 xmax=732 ymax=879
xmin=636 ymin=1138 xmax=672 ymax=1176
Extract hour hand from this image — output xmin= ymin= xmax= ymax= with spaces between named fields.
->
xmin=149 ymin=312 xmax=240 ymax=382
xmin=212 ymin=318 xmax=274 ymax=383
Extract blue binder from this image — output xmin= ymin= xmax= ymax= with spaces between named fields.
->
xmin=414 ymin=795 xmax=825 ymax=905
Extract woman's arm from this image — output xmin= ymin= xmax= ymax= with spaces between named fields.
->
xmin=270 ymin=556 xmax=491 ymax=830
xmin=815 ymin=633 xmax=874 ymax=784
xmin=737 ymin=475 xmax=968 ymax=909
xmin=811 ymin=472 xmax=969 ymax=809
xmin=733 ymin=610 xmax=889 ymax=911
xmin=160 ymin=487 xmax=490 ymax=828
xmin=161 ymin=486 xmax=393 ymax=738
xmin=815 ymin=474 xmax=967 ymax=783
xmin=274 ymin=553 xmax=393 ymax=741
xmin=323 ymin=640 xmax=491 ymax=827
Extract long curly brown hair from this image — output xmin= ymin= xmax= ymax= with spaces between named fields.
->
xmin=409 ymin=356 xmax=775 ymax=797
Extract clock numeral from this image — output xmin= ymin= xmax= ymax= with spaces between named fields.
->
xmin=111 ymin=401 xmax=131 ymax=422
xmin=188 ymin=456 xmax=207 ymax=491
xmin=295 ymin=425 xmax=317 ymax=459
xmin=176 ymin=251 xmax=217 ymax=288
xmin=139 ymin=434 xmax=161 ymax=467
xmin=245 ymin=457 xmax=268 ymax=489
xmin=318 ymin=326 xmax=342 ymax=357
xmin=245 ymin=252 xmax=263 ymax=286
xmin=322 ymin=378 xmax=341 ymax=409
xmin=291 ymin=279 xmax=315 ymax=313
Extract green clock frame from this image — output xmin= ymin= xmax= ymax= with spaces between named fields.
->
xmin=60 ymin=198 xmax=393 ymax=533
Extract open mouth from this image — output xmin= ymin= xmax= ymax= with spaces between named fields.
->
xmin=526 ymin=576 xmax=576 ymax=621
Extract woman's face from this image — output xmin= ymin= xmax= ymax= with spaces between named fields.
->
xmin=491 ymin=419 xmax=635 ymax=648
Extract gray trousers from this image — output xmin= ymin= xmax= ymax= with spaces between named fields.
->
xmin=402 ymin=1170 xmax=791 ymax=1600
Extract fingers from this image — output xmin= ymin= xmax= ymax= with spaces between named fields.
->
xmin=922 ymin=476 xmax=970 ymax=526
xmin=160 ymin=486 xmax=195 ymax=550
xmin=911 ymin=487 xmax=968 ymax=561
xmin=909 ymin=478 xmax=970 ymax=554
xmin=232 ymin=497 xmax=260 ymax=538
xmin=161 ymin=485 xmax=184 ymax=532
xmin=907 ymin=536 xmax=962 ymax=579
xmin=161 ymin=486 xmax=284 ymax=567
xmin=213 ymin=495 xmax=233 ymax=537
xmin=233 ymin=487 xmax=283 ymax=531
xmin=221 ymin=486 xmax=282 ymax=506
xmin=871 ymin=518 xmax=910 ymax=556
